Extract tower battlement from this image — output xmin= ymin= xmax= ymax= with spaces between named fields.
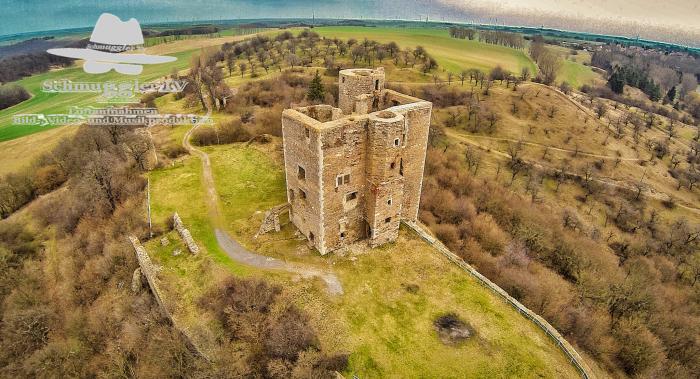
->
xmin=281 ymin=68 xmax=432 ymax=254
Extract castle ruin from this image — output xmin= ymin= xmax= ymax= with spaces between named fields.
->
xmin=281 ymin=68 xmax=432 ymax=254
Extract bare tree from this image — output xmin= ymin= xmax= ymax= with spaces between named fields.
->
xmin=464 ymin=146 xmax=482 ymax=175
xmin=459 ymin=70 xmax=468 ymax=86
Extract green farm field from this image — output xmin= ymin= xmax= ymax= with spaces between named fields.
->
xmin=0 ymin=30 xmax=280 ymax=142
xmin=315 ymin=26 xmax=537 ymax=75
xmin=0 ymin=50 xmax=191 ymax=142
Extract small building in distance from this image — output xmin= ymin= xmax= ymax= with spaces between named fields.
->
xmin=281 ymin=67 xmax=432 ymax=255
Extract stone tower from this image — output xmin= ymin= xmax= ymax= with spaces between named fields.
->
xmin=338 ymin=67 xmax=385 ymax=114
xmin=281 ymin=68 xmax=432 ymax=255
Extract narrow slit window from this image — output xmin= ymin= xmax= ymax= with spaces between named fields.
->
xmin=304 ymin=128 xmax=310 ymax=138
xmin=394 ymin=138 xmax=400 ymax=146
xmin=375 ymin=79 xmax=379 ymax=90
xmin=343 ymin=174 xmax=350 ymax=184
xmin=298 ymin=166 xmax=306 ymax=180
xmin=299 ymin=189 xmax=307 ymax=200
xmin=346 ymin=191 xmax=358 ymax=202
xmin=385 ymin=217 xmax=392 ymax=223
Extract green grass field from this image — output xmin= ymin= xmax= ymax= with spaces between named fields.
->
xmin=145 ymin=137 xmax=582 ymax=378
xmin=558 ymin=59 xmax=599 ymax=88
xmin=315 ymin=26 xmax=537 ymax=77
xmin=0 ymin=29 xmax=282 ymax=142
xmin=0 ymin=50 xmax=192 ymax=142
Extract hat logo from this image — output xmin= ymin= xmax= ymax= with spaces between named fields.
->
xmin=47 ymin=13 xmax=176 ymax=75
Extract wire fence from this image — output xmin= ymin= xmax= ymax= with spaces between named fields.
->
xmin=403 ymin=221 xmax=593 ymax=379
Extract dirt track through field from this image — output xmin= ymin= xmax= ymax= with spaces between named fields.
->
xmin=182 ymin=104 xmax=343 ymax=295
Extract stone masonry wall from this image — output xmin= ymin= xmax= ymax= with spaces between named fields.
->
xmin=385 ymin=101 xmax=432 ymax=221
xmin=282 ymin=68 xmax=431 ymax=255
xmin=318 ymin=116 xmax=369 ymax=251
xmin=364 ymin=111 xmax=405 ymax=246
xmin=282 ymin=110 xmax=324 ymax=252
xmin=338 ymin=68 xmax=385 ymax=114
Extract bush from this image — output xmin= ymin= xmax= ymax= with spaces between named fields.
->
xmin=199 ymin=276 xmax=347 ymax=377
xmin=0 ymin=84 xmax=30 ymax=110
xmin=32 ymin=164 xmax=66 ymax=195
xmin=191 ymin=119 xmax=254 ymax=146
xmin=162 ymin=144 xmax=188 ymax=159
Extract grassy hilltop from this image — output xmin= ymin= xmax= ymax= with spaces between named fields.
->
xmin=8 ymin=24 xmax=693 ymax=378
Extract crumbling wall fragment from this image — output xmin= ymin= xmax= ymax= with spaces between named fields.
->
xmin=173 ymin=212 xmax=199 ymax=255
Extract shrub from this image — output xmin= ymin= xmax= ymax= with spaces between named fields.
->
xmin=0 ymin=84 xmax=30 ymax=110
xmin=162 ymin=144 xmax=188 ymax=159
xmin=191 ymin=119 xmax=254 ymax=146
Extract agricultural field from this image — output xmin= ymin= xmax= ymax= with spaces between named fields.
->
xmin=548 ymin=44 xmax=602 ymax=88
xmin=0 ymin=30 xmax=280 ymax=142
xmin=315 ymin=26 xmax=537 ymax=75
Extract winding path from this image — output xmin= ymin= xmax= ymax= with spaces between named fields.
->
xmin=182 ymin=105 xmax=343 ymax=295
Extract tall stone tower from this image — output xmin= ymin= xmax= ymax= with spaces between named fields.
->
xmin=281 ymin=68 xmax=431 ymax=255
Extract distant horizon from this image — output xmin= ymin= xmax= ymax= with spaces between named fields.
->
xmin=1 ymin=1 xmax=698 ymax=47
xmin=1 ymin=17 xmax=698 ymax=53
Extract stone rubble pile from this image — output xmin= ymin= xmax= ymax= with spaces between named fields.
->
xmin=255 ymin=203 xmax=290 ymax=238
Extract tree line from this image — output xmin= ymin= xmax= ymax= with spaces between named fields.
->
xmin=0 ymin=51 xmax=73 ymax=84
xmin=528 ymin=35 xmax=562 ymax=85
xmin=607 ymin=65 xmax=662 ymax=100
xmin=591 ymin=44 xmax=699 ymax=121
xmin=0 ymin=84 xmax=30 ymax=110
xmin=449 ymin=27 xmax=526 ymax=49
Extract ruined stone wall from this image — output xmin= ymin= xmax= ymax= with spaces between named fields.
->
xmin=382 ymin=89 xmax=421 ymax=107
xmin=283 ymin=68 xmax=431 ymax=255
xmin=294 ymin=104 xmax=343 ymax=123
xmin=318 ymin=117 xmax=368 ymax=252
xmin=282 ymin=110 xmax=324 ymax=251
xmin=173 ymin=212 xmax=199 ymax=254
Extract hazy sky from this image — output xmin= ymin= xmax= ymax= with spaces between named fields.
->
xmin=440 ymin=0 xmax=699 ymax=29
xmin=437 ymin=0 xmax=700 ymax=45
xmin=1 ymin=0 xmax=698 ymax=46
